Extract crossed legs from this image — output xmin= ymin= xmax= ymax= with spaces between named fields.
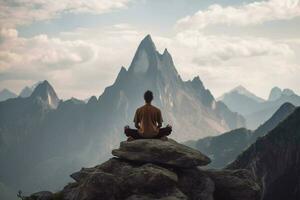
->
xmin=124 ymin=125 xmax=172 ymax=140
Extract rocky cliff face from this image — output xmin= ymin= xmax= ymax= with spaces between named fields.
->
xmin=228 ymin=107 xmax=300 ymax=200
xmin=25 ymin=139 xmax=261 ymax=200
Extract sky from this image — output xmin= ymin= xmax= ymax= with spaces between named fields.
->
xmin=0 ymin=0 xmax=300 ymax=100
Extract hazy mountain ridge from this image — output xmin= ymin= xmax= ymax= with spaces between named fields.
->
xmin=228 ymin=106 xmax=300 ymax=200
xmin=189 ymin=102 xmax=296 ymax=168
xmin=220 ymin=86 xmax=300 ymax=129
xmin=0 ymin=89 xmax=17 ymax=102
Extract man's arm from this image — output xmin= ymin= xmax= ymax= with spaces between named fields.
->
xmin=157 ymin=110 xmax=163 ymax=128
xmin=134 ymin=109 xmax=140 ymax=129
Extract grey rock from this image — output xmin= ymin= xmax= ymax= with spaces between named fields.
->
xmin=125 ymin=188 xmax=188 ymax=200
xmin=64 ymin=171 xmax=121 ymax=200
xmin=122 ymin=163 xmax=178 ymax=194
xmin=204 ymin=169 xmax=261 ymax=200
xmin=29 ymin=191 xmax=53 ymax=200
xmin=28 ymin=142 xmax=261 ymax=200
xmin=177 ymin=168 xmax=214 ymax=200
xmin=112 ymin=139 xmax=211 ymax=168
xmin=64 ymin=158 xmax=180 ymax=200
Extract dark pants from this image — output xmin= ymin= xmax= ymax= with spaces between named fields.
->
xmin=124 ymin=126 xmax=172 ymax=139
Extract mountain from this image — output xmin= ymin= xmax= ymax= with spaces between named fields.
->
xmin=30 ymin=80 xmax=60 ymax=109
xmin=245 ymin=91 xmax=300 ymax=129
xmin=24 ymin=139 xmax=261 ymax=200
xmin=98 ymin=34 xmax=245 ymax=141
xmin=252 ymin=102 xmax=296 ymax=139
xmin=220 ymin=86 xmax=300 ymax=129
xmin=191 ymin=102 xmax=296 ymax=168
xmin=0 ymin=89 xmax=17 ymax=102
xmin=218 ymin=85 xmax=265 ymax=103
xmin=19 ymin=86 xmax=33 ymax=98
xmin=268 ymin=87 xmax=282 ymax=101
xmin=218 ymin=85 xmax=265 ymax=116
xmin=228 ymin=106 xmax=300 ymax=200
xmin=0 ymin=35 xmax=245 ymax=199
xmin=268 ymin=87 xmax=295 ymax=101
xmin=19 ymin=81 xmax=41 ymax=98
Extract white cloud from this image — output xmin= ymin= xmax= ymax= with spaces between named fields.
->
xmin=174 ymin=30 xmax=294 ymax=65
xmin=0 ymin=24 xmax=146 ymax=98
xmin=176 ymin=0 xmax=300 ymax=30
xmin=0 ymin=0 xmax=132 ymax=28
xmin=169 ymin=0 xmax=300 ymax=98
xmin=0 ymin=28 xmax=97 ymax=72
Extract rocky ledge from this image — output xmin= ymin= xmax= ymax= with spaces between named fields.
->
xmin=25 ymin=139 xmax=261 ymax=200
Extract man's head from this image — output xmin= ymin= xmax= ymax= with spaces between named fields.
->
xmin=144 ymin=90 xmax=153 ymax=103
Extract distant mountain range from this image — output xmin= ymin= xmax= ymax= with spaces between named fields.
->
xmin=228 ymin=106 xmax=300 ymax=200
xmin=0 ymin=35 xmax=245 ymax=198
xmin=219 ymin=86 xmax=300 ymax=129
xmin=0 ymin=82 xmax=40 ymax=103
xmin=0 ymin=89 xmax=17 ymax=102
xmin=188 ymin=102 xmax=296 ymax=168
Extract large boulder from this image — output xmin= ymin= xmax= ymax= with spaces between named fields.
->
xmin=177 ymin=168 xmax=215 ymax=200
xmin=26 ymin=191 xmax=53 ymax=200
xmin=26 ymin=140 xmax=261 ymax=200
xmin=112 ymin=139 xmax=211 ymax=168
xmin=204 ymin=169 xmax=261 ymax=200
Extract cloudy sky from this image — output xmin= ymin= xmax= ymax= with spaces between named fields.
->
xmin=0 ymin=0 xmax=300 ymax=99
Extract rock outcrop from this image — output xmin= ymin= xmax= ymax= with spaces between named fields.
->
xmin=112 ymin=139 xmax=211 ymax=168
xmin=25 ymin=139 xmax=261 ymax=200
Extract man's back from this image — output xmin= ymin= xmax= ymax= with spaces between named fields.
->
xmin=134 ymin=104 xmax=163 ymax=138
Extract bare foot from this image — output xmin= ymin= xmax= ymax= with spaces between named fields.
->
xmin=127 ymin=136 xmax=135 ymax=142
xmin=160 ymin=136 xmax=168 ymax=141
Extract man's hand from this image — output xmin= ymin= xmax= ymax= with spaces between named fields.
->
xmin=157 ymin=123 xmax=162 ymax=129
xmin=135 ymin=123 xmax=140 ymax=129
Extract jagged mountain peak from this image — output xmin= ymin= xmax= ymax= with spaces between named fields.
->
xmin=192 ymin=76 xmax=202 ymax=84
xmin=19 ymin=86 xmax=32 ymax=97
xmin=189 ymin=76 xmax=205 ymax=90
xmin=127 ymin=35 xmax=180 ymax=83
xmin=0 ymin=88 xmax=17 ymax=101
xmin=30 ymin=80 xmax=59 ymax=108
xmin=268 ymin=87 xmax=296 ymax=101
xmin=232 ymin=85 xmax=256 ymax=96
xmin=138 ymin=34 xmax=156 ymax=53
xmin=220 ymin=85 xmax=265 ymax=103
xmin=128 ymin=35 xmax=158 ymax=74
xmin=268 ymin=87 xmax=282 ymax=101
xmin=118 ymin=66 xmax=127 ymax=77
xmin=87 ymin=96 xmax=98 ymax=104
xmin=233 ymin=85 xmax=248 ymax=92
xmin=282 ymin=88 xmax=295 ymax=96
xmin=162 ymin=48 xmax=170 ymax=56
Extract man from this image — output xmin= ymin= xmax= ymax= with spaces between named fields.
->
xmin=124 ymin=90 xmax=172 ymax=141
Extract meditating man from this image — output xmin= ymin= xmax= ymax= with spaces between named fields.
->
xmin=124 ymin=90 xmax=172 ymax=141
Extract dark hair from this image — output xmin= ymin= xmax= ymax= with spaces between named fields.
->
xmin=144 ymin=90 xmax=153 ymax=103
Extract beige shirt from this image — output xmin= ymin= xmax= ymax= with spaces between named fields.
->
xmin=134 ymin=104 xmax=163 ymax=138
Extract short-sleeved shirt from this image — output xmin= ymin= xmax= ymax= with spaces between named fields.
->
xmin=134 ymin=104 xmax=163 ymax=138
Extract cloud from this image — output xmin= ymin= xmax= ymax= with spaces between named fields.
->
xmin=176 ymin=0 xmax=300 ymax=30
xmin=0 ymin=28 xmax=97 ymax=72
xmin=0 ymin=24 xmax=147 ymax=98
xmin=0 ymin=0 xmax=132 ymax=28
xmin=174 ymin=30 xmax=294 ymax=65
